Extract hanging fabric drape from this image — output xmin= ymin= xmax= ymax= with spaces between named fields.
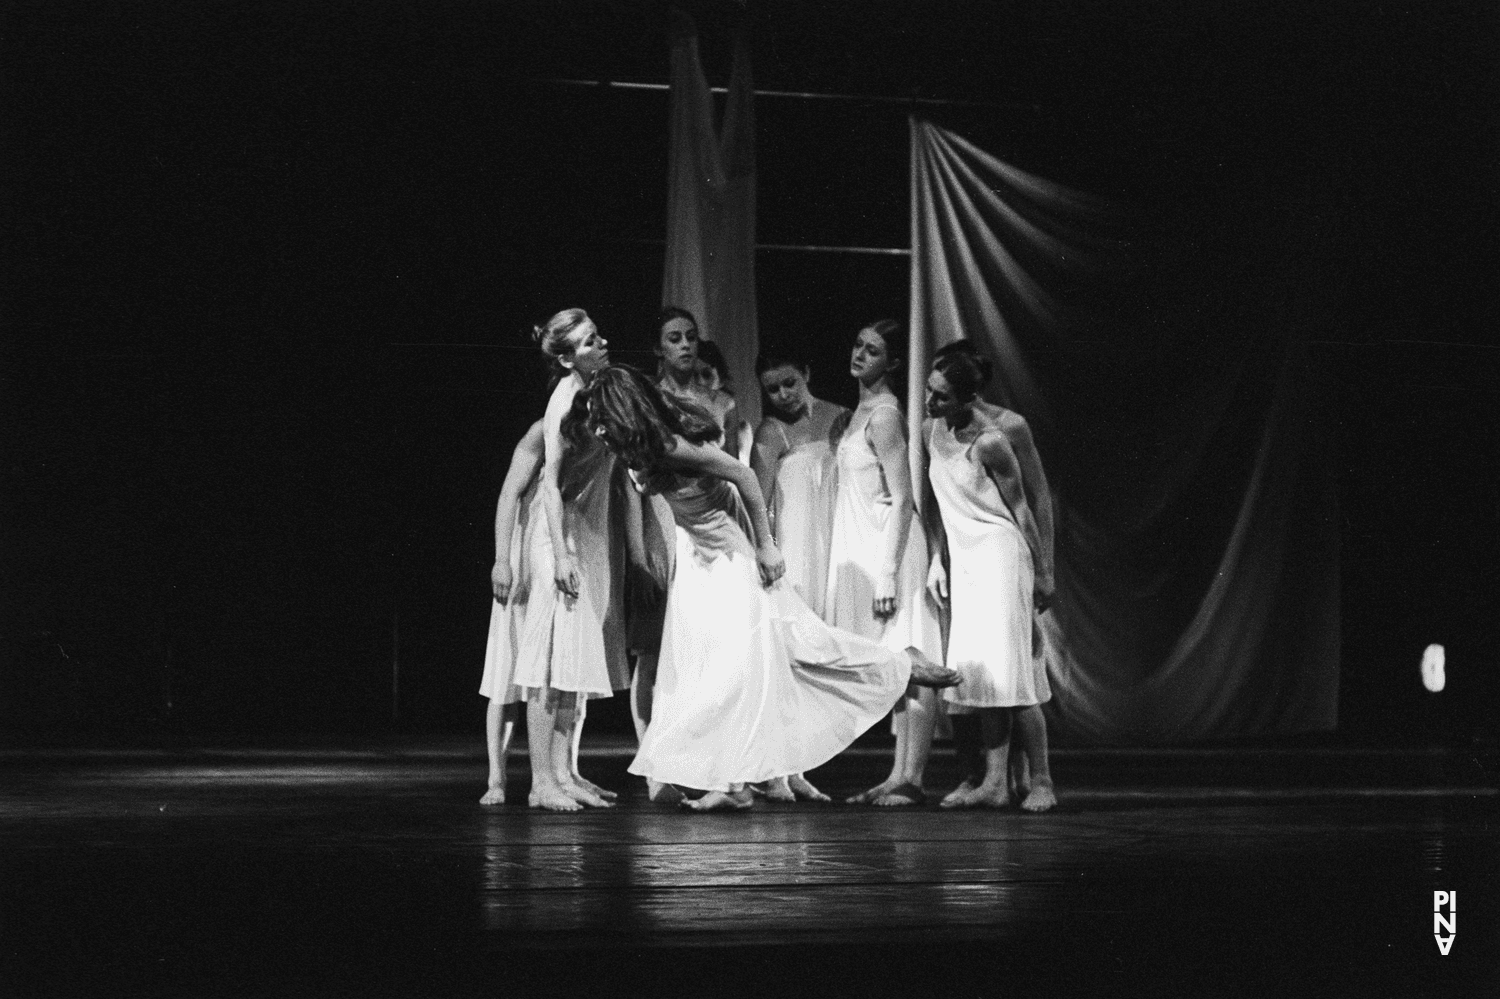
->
xmin=661 ymin=10 xmax=759 ymax=425
xmin=909 ymin=119 xmax=1340 ymax=744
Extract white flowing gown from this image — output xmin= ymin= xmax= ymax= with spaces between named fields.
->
xmin=927 ymin=419 xmax=1050 ymax=708
xmin=767 ymin=421 xmax=838 ymax=619
xmin=628 ymin=470 xmax=912 ymax=792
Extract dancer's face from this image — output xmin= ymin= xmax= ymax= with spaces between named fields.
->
xmin=658 ymin=318 xmax=700 ymax=376
xmin=759 ymin=364 xmax=811 ymax=417
xmin=565 ymin=319 xmax=609 ymax=375
xmin=925 ymin=369 xmax=966 ymax=421
xmin=850 ymin=328 xmax=894 ymax=384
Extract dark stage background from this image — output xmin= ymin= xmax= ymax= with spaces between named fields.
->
xmin=3 ymin=1 xmax=1496 ymax=746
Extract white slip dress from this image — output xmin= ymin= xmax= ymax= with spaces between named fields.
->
xmin=478 ymin=480 xmax=542 ymax=704
xmin=767 ymin=419 xmax=838 ymax=619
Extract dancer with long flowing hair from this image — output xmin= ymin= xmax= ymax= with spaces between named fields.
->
xmin=513 ymin=308 xmax=630 ymax=811
xmin=826 ymin=320 xmax=945 ymax=807
xmin=923 ymin=341 xmax=1057 ymax=813
xmin=570 ymin=365 xmax=959 ymax=812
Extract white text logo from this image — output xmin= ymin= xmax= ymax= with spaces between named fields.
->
xmin=1434 ymin=891 xmax=1456 ymax=955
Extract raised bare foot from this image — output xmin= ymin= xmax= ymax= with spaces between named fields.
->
xmin=1020 ymin=779 xmax=1057 ymax=813
xmin=648 ymin=779 xmax=685 ymax=805
xmin=788 ymin=774 xmax=832 ymax=802
xmin=872 ymin=781 xmax=926 ymax=807
xmin=939 ymin=778 xmax=979 ymax=809
xmin=751 ymin=777 xmax=797 ymax=802
xmin=906 ymin=647 xmax=961 ymax=688
xmin=682 ymin=789 xmax=754 ymax=812
xmin=573 ymin=774 xmax=619 ymax=801
xmin=479 ymin=786 xmax=506 ymax=806
xmin=529 ymin=785 xmax=584 ymax=811
xmin=846 ymin=778 xmax=902 ymax=805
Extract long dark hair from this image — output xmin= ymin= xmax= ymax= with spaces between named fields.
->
xmin=564 ymin=364 xmax=720 ymax=471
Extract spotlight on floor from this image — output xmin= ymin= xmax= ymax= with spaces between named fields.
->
xmin=1421 ymin=644 xmax=1446 ymax=693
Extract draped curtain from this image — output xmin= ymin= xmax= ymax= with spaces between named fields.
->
xmin=662 ymin=10 xmax=759 ymax=424
xmin=909 ymin=119 xmax=1340 ymax=744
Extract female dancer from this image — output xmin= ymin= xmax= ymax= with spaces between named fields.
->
xmin=923 ymin=341 xmax=1057 ymax=812
xmin=826 ymin=321 xmax=944 ymax=807
xmin=572 ymin=365 xmax=959 ymax=812
xmin=655 ymin=307 xmax=747 ymax=460
xmin=513 ymin=308 xmax=630 ymax=811
xmin=478 ymin=418 xmax=544 ymax=805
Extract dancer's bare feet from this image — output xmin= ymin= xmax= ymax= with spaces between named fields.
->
xmin=681 ymin=789 xmax=754 ymax=812
xmin=647 ymin=779 xmax=685 ymax=805
xmin=751 ymin=777 xmax=797 ymax=802
xmin=787 ymin=774 xmax=831 ymax=802
xmin=1020 ymin=778 xmax=1057 ymax=813
xmin=906 ymin=647 xmax=961 ymax=688
xmin=561 ymin=779 xmax=615 ymax=808
xmin=939 ymin=778 xmax=979 ymax=809
xmin=573 ymin=774 xmax=618 ymax=802
xmin=965 ymin=783 xmax=1013 ymax=809
xmin=529 ymin=783 xmax=584 ymax=811
xmin=846 ymin=777 xmax=902 ymax=805
xmin=479 ymin=785 xmax=505 ymax=806
xmin=872 ymin=781 xmax=926 ymax=807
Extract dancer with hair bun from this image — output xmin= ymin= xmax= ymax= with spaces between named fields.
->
xmin=654 ymin=307 xmax=747 ymax=460
xmin=828 ymin=320 xmax=945 ymax=808
xmin=570 ymin=365 xmax=960 ymax=812
xmin=922 ymin=340 xmax=1058 ymax=812
xmin=513 ymin=308 xmax=629 ymax=811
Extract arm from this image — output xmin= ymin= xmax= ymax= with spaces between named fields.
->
xmin=1005 ymin=416 xmax=1056 ymax=606
xmin=976 ymin=420 xmax=1054 ymax=608
xmin=866 ymin=405 xmax=915 ymax=620
xmin=492 ymin=421 xmax=545 ymax=603
xmin=919 ymin=419 xmax=950 ymax=604
xmin=663 ymin=438 xmax=785 ymax=586
xmin=540 ymin=380 xmax=580 ymax=597
xmin=749 ymin=421 xmax=787 ymax=534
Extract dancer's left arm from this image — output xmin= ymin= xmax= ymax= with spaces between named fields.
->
xmin=867 ymin=406 xmax=915 ymax=621
xmin=664 ymin=439 xmax=786 ymax=587
xmin=1006 ymin=416 xmax=1055 ymax=609
xmin=976 ymin=420 xmax=1055 ymax=611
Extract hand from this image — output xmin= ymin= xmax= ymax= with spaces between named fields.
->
xmin=757 ymin=542 xmax=786 ymax=588
xmin=872 ymin=572 xmax=899 ymax=621
xmin=926 ymin=557 xmax=949 ymax=605
xmin=491 ymin=562 xmax=513 ymax=605
xmin=554 ymin=552 xmax=581 ymax=599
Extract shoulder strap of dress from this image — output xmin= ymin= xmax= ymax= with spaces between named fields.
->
xmin=775 ymin=419 xmax=791 ymax=449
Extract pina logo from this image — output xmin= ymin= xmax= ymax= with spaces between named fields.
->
xmin=1433 ymin=891 xmax=1456 ymax=955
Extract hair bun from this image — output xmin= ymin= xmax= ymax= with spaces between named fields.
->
xmin=531 ymin=324 xmax=545 ymax=345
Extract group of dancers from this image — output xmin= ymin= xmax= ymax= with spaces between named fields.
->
xmin=478 ymin=305 xmax=1057 ymax=813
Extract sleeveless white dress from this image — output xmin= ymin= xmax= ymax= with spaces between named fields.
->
xmin=628 ymin=470 xmax=912 ymax=791
xmin=478 ymin=480 xmax=542 ymax=704
xmin=825 ymin=398 xmax=941 ymax=659
xmin=513 ymin=431 xmax=630 ymax=698
xmin=767 ymin=420 xmax=838 ymax=619
xmin=927 ymin=420 xmax=1050 ymax=708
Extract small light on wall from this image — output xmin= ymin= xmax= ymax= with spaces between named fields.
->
xmin=1421 ymin=644 xmax=1446 ymax=693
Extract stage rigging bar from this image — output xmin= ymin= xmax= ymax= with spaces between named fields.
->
xmin=536 ymin=77 xmax=1047 ymax=113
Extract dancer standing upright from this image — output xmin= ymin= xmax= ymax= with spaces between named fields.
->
xmin=827 ymin=321 xmax=944 ymax=807
xmin=923 ymin=341 xmax=1057 ymax=813
xmin=571 ymin=366 xmax=959 ymax=812
xmin=654 ymin=307 xmax=746 ymax=460
xmin=513 ymin=308 xmax=630 ymax=811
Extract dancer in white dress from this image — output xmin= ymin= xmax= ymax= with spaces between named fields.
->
xmin=478 ymin=419 xmax=544 ymax=805
xmin=826 ymin=321 xmax=944 ymax=807
xmin=513 ymin=309 xmax=630 ymax=811
xmin=655 ymin=306 xmax=749 ymax=462
xmin=923 ymin=341 xmax=1057 ymax=812
xmin=746 ymin=351 xmax=848 ymax=803
xmin=572 ymin=365 xmax=960 ymax=812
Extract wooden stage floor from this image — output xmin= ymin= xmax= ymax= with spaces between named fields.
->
xmin=2 ymin=741 xmax=1496 ymax=998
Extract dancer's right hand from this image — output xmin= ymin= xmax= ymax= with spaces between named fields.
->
xmin=926 ymin=556 xmax=949 ymax=604
xmin=491 ymin=562 xmax=513 ymax=604
xmin=757 ymin=542 xmax=786 ymax=588
xmin=554 ymin=553 xmax=581 ymax=599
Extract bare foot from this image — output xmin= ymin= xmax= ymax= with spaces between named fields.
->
xmin=751 ymin=777 xmax=797 ymax=802
xmin=846 ymin=777 xmax=901 ymax=805
xmin=1020 ymin=779 xmax=1057 ymax=813
xmin=872 ymin=781 xmax=926 ymax=807
xmin=966 ymin=783 xmax=1013 ymax=809
xmin=682 ymin=789 xmax=754 ymax=813
xmin=939 ymin=778 xmax=979 ymax=810
xmin=573 ymin=774 xmax=618 ymax=801
xmin=479 ymin=786 xmax=505 ymax=806
xmin=529 ymin=785 xmax=584 ymax=811
xmin=906 ymin=647 xmax=961 ymax=688
xmin=1009 ymin=754 xmax=1031 ymax=800
xmin=561 ymin=779 xmax=615 ymax=808
xmin=648 ymin=779 xmax=685 ymax=805
xmin=788 ymin=775 xmax=832 ymax=802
